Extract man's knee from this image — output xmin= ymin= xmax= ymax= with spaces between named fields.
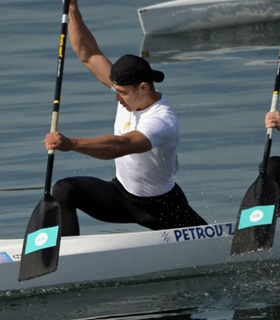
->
xmin=52 ymin=178 xmax=74 ymax=198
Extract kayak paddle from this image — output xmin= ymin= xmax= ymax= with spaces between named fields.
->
xmin=231 ymin=50 xmax=280 ymax=255
xmin=18 ymin=0 xmax=70 ymax=281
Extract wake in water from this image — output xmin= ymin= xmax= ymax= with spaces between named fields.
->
xmin=1 ymin=259 xmax=280 ymax=319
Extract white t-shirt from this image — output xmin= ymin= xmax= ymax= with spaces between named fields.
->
xmin=114 ymin=94 xmax=180 ymax=197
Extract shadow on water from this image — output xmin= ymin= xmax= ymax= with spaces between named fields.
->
xmin=140 ymin=20 xmax=280 ymax=64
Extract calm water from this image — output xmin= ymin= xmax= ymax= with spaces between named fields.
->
xmin=2 ymin=0 xmax=280 ymax=318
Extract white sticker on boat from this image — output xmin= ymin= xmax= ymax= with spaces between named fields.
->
xmin=160 ymin=223 xmax=234 ymax=243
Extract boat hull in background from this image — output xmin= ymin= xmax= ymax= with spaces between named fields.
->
xmin=138 ymin=0 xmax=280 ymax=35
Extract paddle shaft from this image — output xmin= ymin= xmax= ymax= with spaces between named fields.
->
xmin=44 ymin=1 xmax=70 ymax=195
xmin=18 ymin=1 xmax=71 ymax=282
xmin=261 ymin=50 xmax=280 ymax=173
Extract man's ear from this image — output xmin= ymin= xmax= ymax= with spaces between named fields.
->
xmin=140 ymin=82 xmax=148 ymax=92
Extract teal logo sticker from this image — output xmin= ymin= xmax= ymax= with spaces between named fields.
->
xmin=238 ymin=205 xmax=275 ymax=230
xmin=25 ymin=226 xmax=59 ymax=254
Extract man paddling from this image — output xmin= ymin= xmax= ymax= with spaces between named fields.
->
xmin=44 ymin=0 xmax=207 ymax=236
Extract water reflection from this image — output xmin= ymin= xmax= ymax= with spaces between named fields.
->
xmin=140 ymin=21 xmax=280 ymax=64
xmin=2 ymin=260 xmax=280 ymax=319
xmin=234 ymin=306 xmax=280 ymax=319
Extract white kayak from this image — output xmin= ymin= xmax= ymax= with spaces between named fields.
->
xmin=1 ymin=221 xmax=280 ymax=292
xmin=137 ymin=0 xmax=280 ymax=35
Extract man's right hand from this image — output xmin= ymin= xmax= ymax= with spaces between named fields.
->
xmin=265 ymin=111 xmax=280 ymax=130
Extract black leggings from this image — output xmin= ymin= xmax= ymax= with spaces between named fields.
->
xmin=52 ymin=177 xmax=207 ymax=236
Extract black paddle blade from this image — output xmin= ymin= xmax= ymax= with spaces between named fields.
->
xmin=231 ymin=173 xmax=279 ymax=255
xmin=19 ymin=194 xmax=61 ymax=281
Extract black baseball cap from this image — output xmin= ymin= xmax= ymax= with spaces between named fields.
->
xmin=110 ymin=54 xmax=164 ymax=86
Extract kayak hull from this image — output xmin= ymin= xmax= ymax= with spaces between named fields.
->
xmin=1 ymin=221 xmax=280 ymax=292
xmin=138 ymin=0 xmax=280 ymax=35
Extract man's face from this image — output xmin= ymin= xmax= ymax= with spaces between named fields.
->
xmin=112 ymin=83 xmax=148 ymax=112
